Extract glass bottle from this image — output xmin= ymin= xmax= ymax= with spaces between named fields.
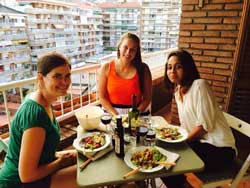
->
xmin=128 ymin=94 xmax=140 ymax=136
xmin=114 ymin=115 xmax=124 ymax=158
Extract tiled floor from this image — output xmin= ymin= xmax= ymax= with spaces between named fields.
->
xmin=169 ymin=172 xmax=250 ymax=188
xmin=147 ymin=175 xmax=250 ymax=188
xmin=154 ymin=178 xmax=167 ymax=188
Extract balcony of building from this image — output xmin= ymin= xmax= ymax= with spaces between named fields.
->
xmin=0 ymin=1 xmax=250 ymax=187
xmin=0 ymin=49 xmax=170 ymax=148
xmin=0 ymin=46 xmax=249 ymax=188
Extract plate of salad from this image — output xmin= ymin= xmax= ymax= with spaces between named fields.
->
xmin=156 ymin=125 xmax=188 ymax=143
xmin=73 ymin=132 xmax=111 ymax=153
xmin=124 ymin=146 xmax=179 ymax=173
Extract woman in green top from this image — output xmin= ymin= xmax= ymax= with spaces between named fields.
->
xmin=0 ymin=53 xmax=77 ymax=188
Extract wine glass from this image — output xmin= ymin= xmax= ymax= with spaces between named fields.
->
xmin=101 ymin=112 xmax=112 ymax=132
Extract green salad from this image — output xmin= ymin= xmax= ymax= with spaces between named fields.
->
xmin=157 ymin=127 xmax=183 ymax=140
xmin=131 ymin=147 xmax=167 ymax=169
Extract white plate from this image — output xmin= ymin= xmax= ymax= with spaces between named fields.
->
xmin=124 ymin=146 xmax=179 ymax=173
xmin=73 ymin=132 xmax=111 ymax=153
xmin=156 ymin=125 xmax=188 ymax=143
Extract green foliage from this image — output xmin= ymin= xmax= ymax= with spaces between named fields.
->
xmin=64 ymin=93 xmax=71 ymax=101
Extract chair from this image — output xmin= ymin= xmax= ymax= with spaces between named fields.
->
xmin=195 ymin=112 xmax=250 ymax=188
xmin=0 ymin=138 xmax=8 ymax=170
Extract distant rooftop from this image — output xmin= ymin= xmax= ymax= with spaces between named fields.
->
xmin=0 ymin=4 xmax=25 ymax=14
xmin=99 ymin=2 xmax=140 ymax=8
xmin=80 ymin=2 xmax=100 ymax=9
xmin=16 ymin=0 xmax=77 ymax=7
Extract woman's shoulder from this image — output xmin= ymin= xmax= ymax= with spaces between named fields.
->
xmin=141 ymin=62 xmax=149 ymax=68
xmin=18 ymin=99 xmax=45 ymax=117
xmin=193 ymin=79 xmax=208 ymax=87
xmin=100 ymin=59 xmax=116 ymax=74
xmin=192 ymin=79 xmax=212 ymax=94
xmin=13 ymin=99 xmax=49 ymax=129
xmin=141 ymin=62 xmax=151 ymax=73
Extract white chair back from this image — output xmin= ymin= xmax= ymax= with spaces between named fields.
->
xmin=223 ymin=112 xmax=250 ymax=188
xmin=197 ymin=112 xmax=250 ymax=188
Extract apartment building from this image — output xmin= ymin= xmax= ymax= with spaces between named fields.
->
xmin=99 ymin=2 xmax=141 ymax=51
xmin=79 ymin=2 xmax=103 ymax=56
xmin=140 ymin=0 xmax=181 ymax=52
xmin=98 ymin=1 xmax=181 ymax=53
xmin=0 ymin=4 xmax=32 ymax=83
xmin=0 ymin=0 xmax=182 ymax=83
xmin=14 ymin=0 xmax=98 ymax=74
xmin=16 ymin=0 xmax=79 ymax=69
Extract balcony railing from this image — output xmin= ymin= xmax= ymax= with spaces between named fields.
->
xmin=0 ymin=63 xmax=100 ymax=134
xmin=0 ymin=49 xmax=173 ymax=136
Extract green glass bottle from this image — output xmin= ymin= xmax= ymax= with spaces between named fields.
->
xmin=128 ymin=94 xmax=140 ymax=136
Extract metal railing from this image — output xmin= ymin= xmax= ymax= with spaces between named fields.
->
xmin=0 ymin=63 xmax=101 ymax=133
xmin=0 ymin=49 xmax=173 ymax=135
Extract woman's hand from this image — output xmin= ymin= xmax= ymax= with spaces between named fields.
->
xmin=55 ymin=149 xmax=77 ymax=158
xmin=56 ymin=149 xmax=77 ymax=168
xmin=57 ymin=151 xmax=77 ymax=169
xmin=19 ymin=128 xmax=77 ymax=183
xmin=187 ymin=125 xmax=207 ymax=142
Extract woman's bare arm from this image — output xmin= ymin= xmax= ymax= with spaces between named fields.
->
xmin=19 ymin=127 xmax=75 ymax=183
xmin=98 ymin=63 xmax=118 ymax=116
xmin=187 ymin=125 xmax=207 ymax=142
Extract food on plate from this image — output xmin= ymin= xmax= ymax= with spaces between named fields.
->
xmin=79 ymin=132 xmax=106 ymax=150
xmin=112 ymin=116 xmax=129 ymax=127
xmin=131 ymin=147 xmax=167 ymax=169
xmin=157 ymin=127 xmax=183 ymax=140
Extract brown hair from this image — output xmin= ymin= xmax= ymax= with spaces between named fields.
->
xmin=37 ymin=52 xmax=71 ymax=76
xmin=117 ymin=32 xmax=146 ymax=93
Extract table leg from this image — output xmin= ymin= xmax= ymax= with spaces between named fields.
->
xmin=150 ymin=178 xmax=156 ymax=188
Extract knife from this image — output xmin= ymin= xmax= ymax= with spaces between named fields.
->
xmin=123 ymin=166 xmax=141 ymax=179
xmin=79 ymin=145 xmax=113 ymax=171
xmin=79 ymin=151 xmax=99 ymax=171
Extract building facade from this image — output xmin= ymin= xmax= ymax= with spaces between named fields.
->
xmin=140 ymin=0 xmax=181 ymax=52
xmin=99 ymin=2 xmax=141 ymax=51
xmin=0 ymin=5 xmax=32 ymax=83
xmin=0 ymin=0 xmax=182 ymax=83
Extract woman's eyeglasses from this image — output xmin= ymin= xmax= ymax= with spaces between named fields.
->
xmin=47 ymin=74 xmax=71 ymax=82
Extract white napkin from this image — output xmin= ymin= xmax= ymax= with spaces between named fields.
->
xmin=84 ymin=145 xmax=113 ymax=160
xmin=164 ymin=149 xmax=180 ymax=170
